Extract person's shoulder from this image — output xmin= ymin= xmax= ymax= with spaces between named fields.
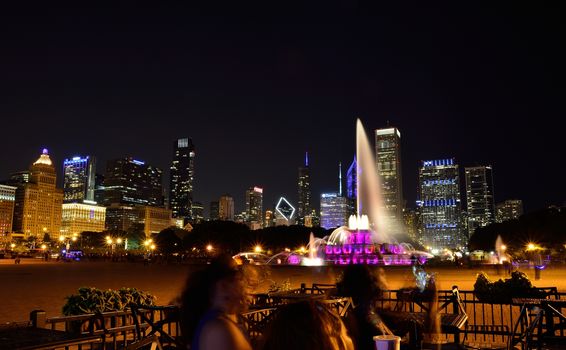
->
xmin=199 ymin=317 xmax=251 ymax=350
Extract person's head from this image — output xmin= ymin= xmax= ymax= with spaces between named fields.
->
xmin=259 ymin=301 xmax=354 ymax=350
xmin=336 ymin=264 xmax=387 ymax=306
xmin=179 ymin=255 xmax=248 ymax=342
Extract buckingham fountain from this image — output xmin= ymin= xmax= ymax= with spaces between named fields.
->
xmin=244 ymin=119 xmax=432 ymax=266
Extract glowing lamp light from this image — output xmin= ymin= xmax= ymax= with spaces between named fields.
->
xmin=150 ymin=244 xmax=156 ymax=250
xmin=71 ymin=237 xmax=77 ymax=242
xmin=41 ymin=244 xmax=47 ymax=249
xmin=10 ymin=243 xmax=16 ymax=249
xmin=500 ymin=245 xmax=507 ymax=251
xmin=526 ymin=243 xmax=536 ymax=251
xmin=59 ymin=236 xmax=65 ymax=242
xmin=254 ymin=245 xmax=262 ymax=253
xmin=116 ymin=238 xmax=123 ymax=244
xmin=206 ymin=244 xmax=213 ymax=252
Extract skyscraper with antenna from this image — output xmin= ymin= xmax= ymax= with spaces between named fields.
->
xmin=297 ymin=152 xmax=312 ymax=226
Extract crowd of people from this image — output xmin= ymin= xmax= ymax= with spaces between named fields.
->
xmin=178 ymin=255 xmax=437 ymax=350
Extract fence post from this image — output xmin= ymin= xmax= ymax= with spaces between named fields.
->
xmin=30 ymin=310 xmax=46 ymax=328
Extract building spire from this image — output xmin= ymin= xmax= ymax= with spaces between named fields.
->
xmin=305 ymin=151 xmax=309 ymax=167
xmin=338 ymin=162 xmax=343 ymax=196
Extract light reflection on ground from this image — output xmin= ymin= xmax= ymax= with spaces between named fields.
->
xmin=1 ymin=259 xmax=564 ymax=323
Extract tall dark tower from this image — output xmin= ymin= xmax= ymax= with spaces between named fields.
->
xmin=169 ymin=138 xmax=196 ymax=222
xmin=297 ymin=152 xmax=311 ymax=226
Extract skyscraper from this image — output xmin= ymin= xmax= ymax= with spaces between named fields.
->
xmin=375 ymin=127 xmax=403 ymax=232
xmin=465 ymin=166 xmax=495 ymax=237
xmin=297 ymin=152 xmax=311 ymax=226
xmin=346 ymin=156 xmax=357 ymax=216
xmin=320 ymin=193 xmax=349 ymax=229
xmin=218 ymin=195 xmax=234 ymax=221
xmin=496 ymin=199 xmax=523 ymax=223
xmin=169 ymin=138 xmax=195 ymax=222
xmin=245 ymin=187 xmax=263 ymax=229
xmin=0 ymin=184 xmax=16 ymax=233
xmin=102 ymin=158 xmax=163 ymax=207
xmin=209 ymin=201 xmax=219 ymax=221
xmin=12 ymin=149 xmax=64 ymax=238
xmin=418 ymin=158 xmax=465 ymax=250
xmin=63 ymin=155 xmax=96 ymax=203
xmin=191 ymin=201 xmax=204 ymax=224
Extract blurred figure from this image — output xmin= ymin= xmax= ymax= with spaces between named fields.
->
xmin=337 ymin=264 xmax=424 ymax=350
xmin=336 ymin=264 xmax=395 ymax=350
xmin=259 ymin=300 xmax=354 ymax=350
xmin=179 ymin=255 xmax=252 ymax=350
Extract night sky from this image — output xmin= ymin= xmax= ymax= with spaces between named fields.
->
xmin=1 ymin=3 xmax=564 ymax=215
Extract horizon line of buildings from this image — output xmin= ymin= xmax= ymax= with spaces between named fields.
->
xmin=0 ymin=130 xmax=525 ymax=251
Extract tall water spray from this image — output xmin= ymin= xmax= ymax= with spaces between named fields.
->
xmin=355 ymin=119 xmax=392 ymax=243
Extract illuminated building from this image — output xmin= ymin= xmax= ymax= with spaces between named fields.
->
xmin=61 ymin=202 xmax=106 ymax=236
xmin=7 ymin=171 xmax=30 ymax=186
xmin=275 ymin=197 xmax=296 ymax=226
xmin=94 ymin=174 xmax=105 ymax=204
xmin=418 ymin=158 xmax=466 ymax=251
xmin=0 ymin=185 xmax=16 ymax=233
xmin=297 ymin=152 xmax=311 ymax=226
xmin=375 ymin=127 xmax=403 ymax=232
xmin=104 ymin=204 xmax=140 ymax=232
xmin=12 ymin=149 xmax=64 ymax=238
xmin=209 ymin=201 xmax=219 ymax=221
xmin=63 ymin=155 xmax=96 ymax=203
xmin=346 ymin=156 xmax=357 ymax=215
xmin=169 ymin=138 xmax=195 ymax=222
xmin=264 ymin=210 xmax=274 ymax=227
xmin=104 ymin=204 xmax=172 ymax=236
xmin=191 ymin=201 xmax=204 ymax=224
xmin=403 ymin=208 xmax=420 ymax=241
xmin=102 ymin=158 xmax=163 ymax=207
xmin=246 ymin=186 xmax=263 ymax=229
xmin=137 ymin=206 xmax=173 ymax=238
xmin=320 ymin=193 xmax=349 ymax=229
xmin=218 ymin=195 xmax=234 ymax=221
xmin=464 ymin=166 xmax=495 ymax=237
xmin=496 ymin=200 xmax=523 ymax=223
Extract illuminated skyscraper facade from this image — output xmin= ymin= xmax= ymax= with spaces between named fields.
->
xmin=346 ymin=156 xmax=357 ymax=215
xmin=63 ymin=155 xmax=96 ymax=203
xmin=191 ymin=201 xmax=204 ymax=224
xmin=320 ymin=193 xmax=349 ymax=229
xmin=375 ymin=127 xmax=403 ymax=232
xmin=465 ymin=166 xmax=495 ymax=237
xmin=0 ymin=184 xmax=16 ymax=233
xmin=297 ymin=152 xmax=311 ymax=226
xmin=218 ymin=195 xmax=234 ymax=221
xmin=61 ymin=202 xmax=106 ymax=236
xmin=245 ymin=187 xmax=263 ymax=229
xmin=102 ymin=158 xmax=163 ymax=207
xmin=496 ymin=199 xmax=523 ymax=223
xmin=418 ymin=158 xmax=465 ymax=250
xmin=12 ymin=149 xmax=64 ymax=238
xmin=169 ymin=138 xmax=195 ymax=222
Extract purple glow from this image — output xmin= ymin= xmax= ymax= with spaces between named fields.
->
xmin=42 ymin=148 xmax=48 ymax=154
xmin=288 ymin=255 xmax=301 ymax=265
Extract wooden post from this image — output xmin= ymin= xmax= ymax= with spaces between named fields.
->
xmin=30 ymin=310 xmax=46 ymax=328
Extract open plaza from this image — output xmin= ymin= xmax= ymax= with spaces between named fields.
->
xmin=2 ymin=259 xmax=565 ymax=324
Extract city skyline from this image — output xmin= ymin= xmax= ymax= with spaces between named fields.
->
xmin=1 ymin=4 xmax=564 ymax=214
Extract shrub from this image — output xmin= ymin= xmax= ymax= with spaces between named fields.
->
xmin=63 ymin=287 xmax=155 ymax=316
xmin=473 ymin=271 xmax=546 ymax=304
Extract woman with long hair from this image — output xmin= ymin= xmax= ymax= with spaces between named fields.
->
xmin=179 ymin=255 xmax=252 ymax=350
xmin=259 ymin=300 xmax=354 ymax=350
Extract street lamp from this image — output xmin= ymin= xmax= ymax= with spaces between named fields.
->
xmin=206 ymin=244 xmax=213 ymax=252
